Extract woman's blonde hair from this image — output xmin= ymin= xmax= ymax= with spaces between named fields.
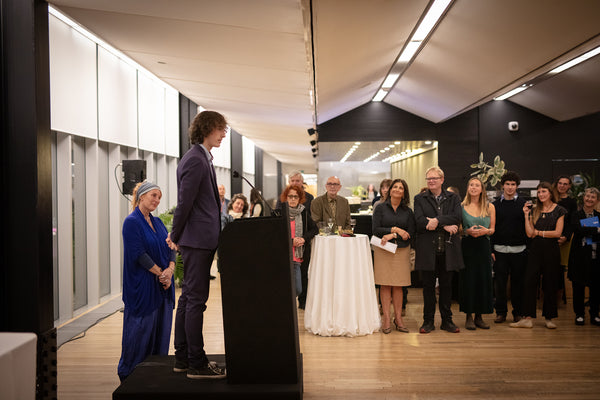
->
xmin=462 ymin=177 xmax=490 ymax=217
xmin=131 ymin=182 xmax=144 ymax=210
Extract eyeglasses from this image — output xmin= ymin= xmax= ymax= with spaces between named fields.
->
xmin=426 ymin=177 xmax=442 ymax=181
xmin=326 ymin=183 xmax=340 ymax=187
xmin=287 ymin=195 xmax=299 ymax=199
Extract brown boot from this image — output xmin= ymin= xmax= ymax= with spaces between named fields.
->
xmin=474 ymin=314 xmax=490 ymax=329
xmin=465 ymin=314 xmax=476 ymax=330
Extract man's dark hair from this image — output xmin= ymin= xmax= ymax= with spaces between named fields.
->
xmin=189 ymin=111 xmax=227 ymax=145
xmin=500 ymin=171 xmax=521 ymax=186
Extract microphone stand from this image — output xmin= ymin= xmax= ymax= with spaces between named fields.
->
xmin=232 ymin=170 xmax=280 ymax=217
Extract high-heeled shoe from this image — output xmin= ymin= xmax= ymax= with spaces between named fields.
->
xmin=393 ymin=319 xmax=409 ymax=333
xmin=382 ymin=325 xmax=392 ymax=334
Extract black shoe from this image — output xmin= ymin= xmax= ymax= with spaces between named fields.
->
xmin=441 ymin=320 xmax=460 ymax=333
xmin=173 ymin=359 xmax=188 ymax=373
xmin=187 ymin=362 xmax=226 ymax=379
xmin=419 ymin=320 xmax=435 ymax=334
xmin=494 ymin=314 xmax=506 ymax=323
xmin=209 ymin=275 xmax=217 ymax=280
xmin=575 ymin=316 xmax=585 ymax=326
xmin=591 ymin=316 xmax=600 ymax=326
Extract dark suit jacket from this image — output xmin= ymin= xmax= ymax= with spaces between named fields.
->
xmin=413 ymin=189 xmax=464 ymax=271
xmin=310 ymin=193 xmax=351 ymax=229
xmin=171 ymin=144 xmax=221 ymax=250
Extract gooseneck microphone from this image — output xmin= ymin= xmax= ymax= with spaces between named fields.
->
xmin=232 ymin=170 xmax=280 ymax=216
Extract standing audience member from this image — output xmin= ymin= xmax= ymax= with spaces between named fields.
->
xmin=281 ymin=185 xmax=318 ymax=304
xmin=414 ymin=166 xmax=464 ymax=333
xmin=372 ymin=179 xmax=415 ymax=333
xmin=276 ymin=170 xmax=314 ymax=216
xmin=276 ymin=171 xmax=314 ymax=309
xmin=249 ymin=188 xmax=264 ymax=217
xmin=459 ymin=177 xmax=495 ymax=330
xmin=511 ymin=182 xmax=566 ymax=329
xmin=367 ymin=184 xmax=378 ymax=201
xmin=167 ymin=110 xmax=227 ymax=379
xmin=218 ymin=184 xmax=229 ymax=215
xmin=311 ymin=176 xmax=351 ymax=230
xmin=227 ymin=193 xmax=248 ymax=219
xmin=118 ymin=181 xmax=176 ymax=381
xmin=554 ymin=175 xmax=577 ymax=303
xmin=372 ymin=179 xmax=392 ymax=209
xmin=491 ymin=171 xmax=527 ymax=323
xmin=568 ymin=187 xmax=600 ymax=326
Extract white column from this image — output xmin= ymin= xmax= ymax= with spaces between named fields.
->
xmin=108 ymin=144 xmax=124 ymax=295
xmin=85 ymin=138 xmax=100 ymax=307
xmin=56 ymin=132 xmax=73 ymax=323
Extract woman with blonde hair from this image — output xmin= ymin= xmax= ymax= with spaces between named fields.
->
xmin=459 ymin=177 xmax=495 ymax=330
xmin=511 ymin=182 xmax=566 ymax=329
xmin=118 ymin=181 xmax=176 ymax=381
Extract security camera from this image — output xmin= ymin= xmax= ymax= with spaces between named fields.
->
xmin=508 ymin=121 xmax=519 ymax=132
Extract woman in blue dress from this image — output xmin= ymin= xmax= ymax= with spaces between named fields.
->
xmin=460 ymin=177 xmax=496 ymax=330
xmin=118 ymin=181 xmax=176 ymax=381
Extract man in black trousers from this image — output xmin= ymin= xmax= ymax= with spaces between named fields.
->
xmin=491 ymin=171 xmax=528 ymax=323
xmin=414 ymin=166 xmax=464 ymax=333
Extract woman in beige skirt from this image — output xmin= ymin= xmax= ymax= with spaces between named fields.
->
xmin=372 ymin=178 xmax=416 ymax=333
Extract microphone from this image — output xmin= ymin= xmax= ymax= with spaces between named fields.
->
xmin=232 ymin=170 xmax=280 ymax=216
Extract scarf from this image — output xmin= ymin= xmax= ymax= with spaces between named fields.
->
xmin=289 ymin=204 xmax=305 ymax=259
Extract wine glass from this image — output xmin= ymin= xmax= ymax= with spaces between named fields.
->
xmin=327 ymin=218 xmax=334 ymax=234
xmin=350 ymin=219 xmax=356 ymax=233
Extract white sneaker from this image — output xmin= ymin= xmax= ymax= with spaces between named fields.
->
xmin=545 ymin=319 xmax=557 ymax=329
xmin=509 ymin=318 xmax=533 ymax=328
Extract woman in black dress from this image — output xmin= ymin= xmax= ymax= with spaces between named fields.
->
xmin=511 ymin=182 xmax=566 ymax=329
xmin=568 ymin=187 xmax=600 ymax=326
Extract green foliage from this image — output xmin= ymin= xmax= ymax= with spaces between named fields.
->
xmin=158 ymin=208 xmax=184 ymax=287
xmin=571 ymin=171 xmax=599 ymax=206
xmin=347 ymin=185 xmax=366 ymax=197
xmin=470 ymin=153 xmax=506 ymax=187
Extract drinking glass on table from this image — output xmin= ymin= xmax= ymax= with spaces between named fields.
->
xmin=327 ymin=218 xmax=334 ymax=234
xmin=350 ymin=218 xmax=356 ymax=233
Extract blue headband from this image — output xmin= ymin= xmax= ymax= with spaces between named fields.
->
xmin=136 ymin=181 xmax=160 ymax=202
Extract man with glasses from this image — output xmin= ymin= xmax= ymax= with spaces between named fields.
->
xmin=414 ymin=166 xmax=464 ymax=334
xmin=311 ymin=176 xmax=351 ymax=230
xmin=276 ymin=170 xmax=314 ymax=216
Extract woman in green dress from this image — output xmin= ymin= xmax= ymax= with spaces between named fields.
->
xmin=460 ymin=177 xmax=496 ymax=330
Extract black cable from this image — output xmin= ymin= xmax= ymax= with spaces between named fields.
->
xmin=114 ymin=163 xmax=131 ymax=202
xmin=58 ymin=307 xmax=124 ymax=349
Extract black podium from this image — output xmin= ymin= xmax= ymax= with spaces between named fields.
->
xmin=113 ymin=207 xmax=302 ymax=399
xmin=218 ymin=205 xmax=302 ymax=392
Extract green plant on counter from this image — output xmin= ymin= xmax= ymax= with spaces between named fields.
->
xmin=470 ymin=152 xmax=506 ymax=187
xmin=158 ymin=208 xmax=184 ymax=287
xmin=347 ymin=185 xmax=366 ymax=198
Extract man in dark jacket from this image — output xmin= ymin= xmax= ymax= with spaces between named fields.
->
xmin=414 ymin=166 xmax=464 ymax=333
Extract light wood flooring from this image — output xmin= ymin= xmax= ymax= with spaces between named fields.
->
xmin=58 ymin=270 xmax=600 ymax=400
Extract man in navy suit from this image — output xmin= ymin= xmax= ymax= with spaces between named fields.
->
xmin=167 ymin=111 xmax=227 ymax=379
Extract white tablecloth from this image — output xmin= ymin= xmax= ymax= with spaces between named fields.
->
xmin=304 ymin=234 xmax=381 ymax=337
xmin=0 ymin=332 xmax=37 ymax=400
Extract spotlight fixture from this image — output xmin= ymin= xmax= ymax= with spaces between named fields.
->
xmin=312 ymin=153 xmax=317 ymax=158
xmin=311 ymin=148 xmax=317 ymax=153
xmin=308 ymin=128 xmax=316 ymax=136
xmin=310 ymin=140 xmax=317 ymax=146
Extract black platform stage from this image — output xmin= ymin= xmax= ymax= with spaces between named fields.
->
xmin=113 ymin=354 xmax=303 ymax=400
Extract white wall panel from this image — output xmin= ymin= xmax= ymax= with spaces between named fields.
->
xmin=138 ymin=72 xmax=165 ymax=153
xmin=49 ymin=14 xmax=97 ymax=139
xmin=212 ymin=128 xmax=231 ymax=168
xmin=165 ymin=87 xmax=180 ymax=157
xmin=56 ymin=132 xmax=73 ymax=324
xmin=98 ymin=47 xmax=137 ymax=147
xmin=242 ymin=136 xmax=255 ymax=174
xmin=167 ymin=157 xmax=178 ymax=211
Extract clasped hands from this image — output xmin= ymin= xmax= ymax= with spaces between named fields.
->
xmin=465 ymin=225 xmax=487 ymax=237
xmin=293 ymin=237 xmax=305 ymax=247
xmin=426 ymin=217 xmax=458 ymax=235
xmin=159 ymin=264 xmax=174 ymax=289
xmin=381 ymin=226 xmax=410 ymax=245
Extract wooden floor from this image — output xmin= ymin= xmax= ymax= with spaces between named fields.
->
xmin=58 ymin=270 xmax=600 ymax=400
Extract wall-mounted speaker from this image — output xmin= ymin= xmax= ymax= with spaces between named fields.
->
xmin=122 ymin=159 xmax=146 ymax=195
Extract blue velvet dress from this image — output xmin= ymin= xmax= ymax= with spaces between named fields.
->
xmin=118 ymin=207 xmax=176 ymax=381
